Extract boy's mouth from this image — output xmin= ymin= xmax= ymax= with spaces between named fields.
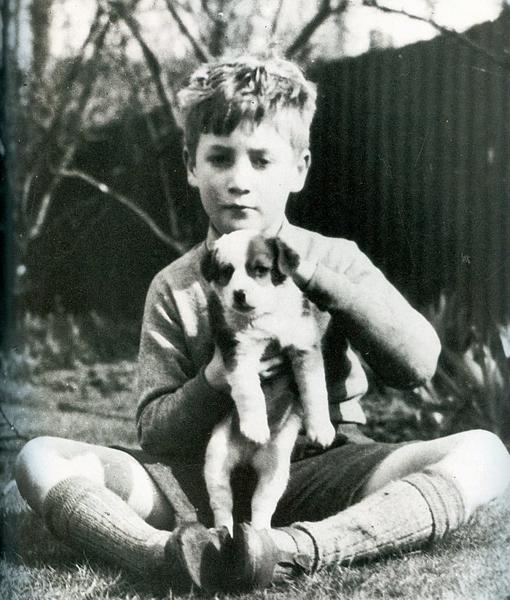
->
xmin=222 ymin=203 xmax=256 ymax=211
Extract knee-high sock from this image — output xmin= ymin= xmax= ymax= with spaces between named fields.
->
xmin=42 ymin=476 xmax=174 ymax=577
xmin=293 ymin=469 xmax=466 ymax=570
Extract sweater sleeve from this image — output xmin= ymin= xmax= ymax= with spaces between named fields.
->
xmin=303 ymin=240 xmax=441 ymax=389
xmin=135 ymin=272 xmax=231 ymax=458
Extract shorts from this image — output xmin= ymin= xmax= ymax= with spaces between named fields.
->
xmin=118 ymin=424 xmax=405 ymax=528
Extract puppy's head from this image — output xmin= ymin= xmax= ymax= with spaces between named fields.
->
xmin=201 ymin=230 xmax=299 ymax=317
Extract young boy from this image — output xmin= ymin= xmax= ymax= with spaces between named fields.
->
xmin=15 ymin=56 xmax=510 ymax=593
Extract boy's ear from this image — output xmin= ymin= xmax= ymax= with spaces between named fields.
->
xmin=183 ymin=147 xmax=198 ymax=188
xmin=289 ymin=148 xmax=311 ymax=193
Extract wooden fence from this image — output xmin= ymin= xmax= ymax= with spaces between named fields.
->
xmin=296 ymin=8 xmax=510 ymax=333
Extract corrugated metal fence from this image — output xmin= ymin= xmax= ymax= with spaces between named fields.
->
xmin=296 ymin=9 xmax=510 ymax=333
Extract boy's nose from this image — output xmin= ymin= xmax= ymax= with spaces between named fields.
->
xmin=227 ymin=158 xmax=252 ymax=196
xmin=228 ymin=185 xmax=250 ymax=196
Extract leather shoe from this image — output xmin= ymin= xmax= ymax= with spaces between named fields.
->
xmin=229 ymin=523 xmax=315 ymax=591
xmin=167 ymin=522 xmax=232 ymax=593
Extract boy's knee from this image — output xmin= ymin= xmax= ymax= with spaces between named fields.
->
xmin=472 ymin=428 xmax=507 ymax=450
xmin=453 ymin=429 xmax=509 ymax=465
xmin=15 ymin=436 xmax=74 ymax=514
xmin=470 ymin=429 xmax=510 ymax=469
xmin=15 ymin=436 xmax=57 ymax=481
xmin=432 ymin=429 xmax=510 ymax=515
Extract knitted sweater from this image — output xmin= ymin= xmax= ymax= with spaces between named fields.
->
xmin=135 ymin=221 xmax=440 ymax=459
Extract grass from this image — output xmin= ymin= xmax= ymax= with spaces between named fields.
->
xmin=1 ymin=359 xmax=510 ymax=600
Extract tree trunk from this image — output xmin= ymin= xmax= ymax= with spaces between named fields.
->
xmin=1 ymin=0 xmax=22 ymax=348
xmin=30 ymin=0 xmax=53 ymax=82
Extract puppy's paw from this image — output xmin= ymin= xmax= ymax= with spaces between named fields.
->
xmin=239 ymin=417 xmax=271 ymax=445
xmin=305 ymin=420 xmax=336 ymax=448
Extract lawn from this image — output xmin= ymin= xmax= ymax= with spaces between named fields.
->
xmin=1 ymin=361 xmax=510 ymax=600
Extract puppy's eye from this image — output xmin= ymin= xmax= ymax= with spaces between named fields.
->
xmin=218 ymin=264 xmax=234 ymax=286
xmin=253 ymin=266 xmax=270 ymax=277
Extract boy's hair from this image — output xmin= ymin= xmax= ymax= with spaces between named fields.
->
xmin=176 ymin=56 xmax=317 ymax=162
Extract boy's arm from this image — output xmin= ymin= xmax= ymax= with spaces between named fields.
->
xmin=289 ymin=239 xmax=441 ymax=389
xmin=135 ymin=275 xmax=231 ymax=458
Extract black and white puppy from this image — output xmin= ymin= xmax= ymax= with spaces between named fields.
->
xmin=201 ymin=229 xmax=335 ymax=533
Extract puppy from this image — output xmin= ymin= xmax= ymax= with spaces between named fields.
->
xmin=201 ymin=229 xmax=335 ymax=533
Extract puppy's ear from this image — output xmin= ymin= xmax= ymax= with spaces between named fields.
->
xmin=200 ymin=248 xmax=219 ymax=282
xmin=266 ymin=238 xmax=301 ymax=285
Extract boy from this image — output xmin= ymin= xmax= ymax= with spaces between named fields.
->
xmin=15 ymin=56 xmax=510 ymax=593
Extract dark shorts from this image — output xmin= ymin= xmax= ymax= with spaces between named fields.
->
xmin=119 ymin=425 xmax=405 ymax=528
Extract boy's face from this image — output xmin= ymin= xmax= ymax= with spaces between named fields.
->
xmin=186 ymin=119 xmax=310 ymax=235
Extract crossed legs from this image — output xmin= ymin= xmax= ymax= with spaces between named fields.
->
xmin=14 ymin=428 xmax=510 ymax=590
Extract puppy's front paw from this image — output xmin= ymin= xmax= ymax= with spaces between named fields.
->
xmin=306 ymin=420 xmax=336 ymax=448
xmin=239 ymin=416 xmax=270 ymax=445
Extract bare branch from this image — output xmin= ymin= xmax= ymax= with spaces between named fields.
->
xmin=0 ymin=405 xmax=28 ymax=441
xmin=271 ymin=0 xmax=286 ymax=35
xmin=201 ymin=0 xmax=218 ymax=22
xmin=363 ymin=0 xmax=510 ymax=68
xmin=209 ymin=8 xmax=228 ymax=55
xmin=286 ymin=0 xmax=349 ymax=59
xmin=109 ymin=1 xmax=177 ymax=127
xmin=119 ymin=48 xmax=181 ymax=238
xmin=163 ymin=0 xmax=211 ymax=62
xmin=26 ymin=10 xmax=113 ymax=241
xmin=21 ymin=7 xmax=111 ymax=221
xmin=59 ymin=169 xmax=187 ymax=255
xmin=29 ymin=146 xmax=76 ymax=239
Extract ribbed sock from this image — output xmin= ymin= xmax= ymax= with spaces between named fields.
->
xmin=293 ymin=469 xmax=466 ymax=569
xmin=42 ymin=476 xmax=175 ymax=577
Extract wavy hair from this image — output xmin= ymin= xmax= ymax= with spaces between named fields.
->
xmin=176 ymin=56 xmax=317 ymax=162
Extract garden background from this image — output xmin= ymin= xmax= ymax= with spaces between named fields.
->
xmin=1 ymin=1 xmax=510 ymax=598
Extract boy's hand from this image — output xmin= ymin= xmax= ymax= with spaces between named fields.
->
xmin=204 ymin=346 xmax=285 ymax=392
xmin=204 ymin=346 xmax=229 ymax=392
xmin=275 ymin=237 xmax=318 ymax=288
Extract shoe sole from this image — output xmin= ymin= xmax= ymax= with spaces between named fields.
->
xmin=175 ymin=522 xmax=227 ymax=592
xmin=230 ymin=522 xmax=279 ymax=590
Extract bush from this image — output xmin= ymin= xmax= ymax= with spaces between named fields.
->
xmin=1 ymin=308 xmax=139 ymax=380
xmin=363 ymin=295 xmax=510 ymax=446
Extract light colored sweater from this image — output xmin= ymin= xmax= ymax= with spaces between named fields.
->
xmin=135 ymin=221 xmax=440 ymax=459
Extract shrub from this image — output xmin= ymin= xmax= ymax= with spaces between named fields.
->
xmin=364 ymin=294 xmax=510 ymax=446
xmin=1 ymin=309 xmax=139 ymax=380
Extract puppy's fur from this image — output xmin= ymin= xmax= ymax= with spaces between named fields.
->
xmin=201 ymin=230 xmax=335 ymax=532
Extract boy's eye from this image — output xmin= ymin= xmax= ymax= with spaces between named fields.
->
xmin=208 ymin=154 xmax=231 ymax=167
xmin=251 ymin=156 xmax=270 ymax=169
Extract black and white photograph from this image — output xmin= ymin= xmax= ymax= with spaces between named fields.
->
xmin=1 ymin=1 xmax=510 ymax=598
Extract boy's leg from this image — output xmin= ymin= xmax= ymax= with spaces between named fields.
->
xmin=228 ymin=429 xmax=510 ymax=589
xmin=15 ymin=436 xmax=174 ymax=525
xmin=362 ymin=428 xmax=510 ymax=515
xmin=14 ymin=436 xmax=200 ymax=583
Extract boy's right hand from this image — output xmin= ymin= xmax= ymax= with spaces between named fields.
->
xmin=204 ymin=346 xmax=285 ymax=392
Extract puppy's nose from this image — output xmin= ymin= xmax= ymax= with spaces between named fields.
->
xmin=233 ymin=289 xmax=246 ymax=306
